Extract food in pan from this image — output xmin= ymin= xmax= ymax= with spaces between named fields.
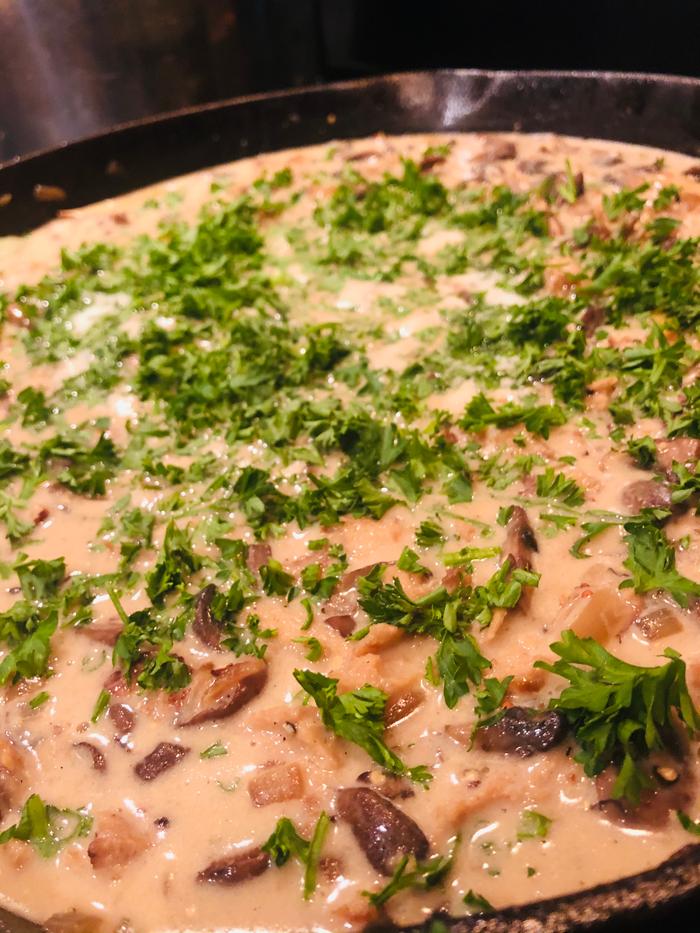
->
xmin=0 ymin=131 xmax=699 ymax=931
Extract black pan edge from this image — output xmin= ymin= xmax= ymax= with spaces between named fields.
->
xmin=1 ymin=69 xmax=700 ymax=234
xmin=0 ymin=68 xmax=699 ymax=931
xmin=369 ymin=844 xmax=700 ymax=933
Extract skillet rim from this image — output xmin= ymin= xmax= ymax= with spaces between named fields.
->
xmin=0 ymin=67 xmax=699 ymax=931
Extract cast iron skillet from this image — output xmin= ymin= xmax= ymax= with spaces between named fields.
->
xmin=0 ymin=69 xmax=699 ymax=932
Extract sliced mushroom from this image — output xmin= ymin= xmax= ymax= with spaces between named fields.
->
xmin=247 ymin=543 xmax=272 ymax=574
xmin=81 ymin=618 xmax=123 ymax=646
xmin=384 ymin=687 xmax=424 ymax=727
xmin=504 ymin=506 xmax=538 ymax=571
xmin=655 ymin=438 xmax=700 ymax=478
xmin=134 ymin=742 xmax=189 ymax=781
xmin=595 ymin=754 xmax=695 ymax=829
xmin=108 ymin=703 xmax=135 ymax=742
xmin=248 ymin=762 xmax=305 ymax=807
xmin=177 ymin=658 xmax=267 ymax=727
xmin=324 ymin=614 xmax=355 ymax=637
xmin=476 ymin=706 xmax=567 ymax=757
xmin=87 ymin=811 xmax=151 ymax=871
xmin=197 ymin=846 xmax=270 ymax=885
xmin=73 ymin=742 xmax=107 ymax=773
xmin=335 ymin=787 xmax=429 ymax=875
xmin=621 ymin=479 xmax=672 ymax=512
xmin=192 ymin=584 xmax=222 ymax=649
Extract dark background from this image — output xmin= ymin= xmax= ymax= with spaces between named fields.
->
xmin=1 ymin=0 xmax=699 ymax=162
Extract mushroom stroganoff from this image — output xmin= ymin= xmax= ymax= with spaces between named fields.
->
xmin=0 ymin=132 xmax=700 ymax=932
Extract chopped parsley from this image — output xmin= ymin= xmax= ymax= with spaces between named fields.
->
xmin=535 ymin=630 xmax=700 ymax=804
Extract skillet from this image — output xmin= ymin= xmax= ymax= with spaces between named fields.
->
xmin=0 ymin=68 xmax=699 ymax=932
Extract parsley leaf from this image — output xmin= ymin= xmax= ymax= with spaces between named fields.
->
xmin=293 ymin=670 xmax=431 ymax=785
xmin=0 ymin=794 xmax=92 ymax=857
xmin=535 ymin=630 xmax=700 ymax=804
xmin=364 ymin=837 xmax=459 ymax=908
xmin=621 ymin=522 xmax=700 ymax=607
xmin=262 ymin=812 xmax=330 ymax=899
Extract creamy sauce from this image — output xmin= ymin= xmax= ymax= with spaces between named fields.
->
xmin=0 ymin=131 xmax=698 ymax=932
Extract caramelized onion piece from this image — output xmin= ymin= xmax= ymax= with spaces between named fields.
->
xmin=504 ymin=506 xmax=538 ymax=570
xmin=335 ymin=787 xmax=428 ymax=875
xmin=177 ymin=658 xmax=267 ymax=727
xmin=192 ymin=583 xmax=222 ymax=649
xmin=197 ymin=847 xmax=270 ymax=885
xmin=477 ymin=706 xmax=567 ymax=757
xmin=73 ymin=742 xmax=107 ymax=773
xmin=134 ymin=742 xmax=189 ymax=781
xmin=88 ymin=811 xmax=150 ymax=870
xmin=248 ymin=762 xmax=305 ymax=807
xmin=621 ymin=480 xmax=672 ymax=511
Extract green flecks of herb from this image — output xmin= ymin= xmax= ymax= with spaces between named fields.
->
xmin=39 ymin=432 xmax=120 ymax=497
xmin=653 ymin=185 xmax=680 ymax=211
xmin=293 ymin=636 xmax=323 ymax=661
xmin=397 ymin=547 xmax=431 ymax=576
xmin=146 ymin=522 xmax=202 ymax=605
xmin=473 ymin=675 xmax=513 ymax=729
xmin=535 ymin=629 xmax=700 ymax=804
xmin=118 ymin=508 xmax=155 ymax=567
xmin=301 ymin=561 xmax=343 ymax=600
xmin=221 ymin=613 xmax=276 ymax=660
xmin=17 ymin=387 xmax=52 ymax=426
xmin=497 ymin=505 xmax=514 ymax=527
xmin=200 ymin=742 xmax=227 ymax=760
xmin=535 ymin=467 xmax=585 ymax=507
xmin=516 ymin=809 xmax=552 ymax=841
xmin=109 ymin=588 xmax=191 ymax=692
xmin=29 ymin=691 xmax=50 ymax=709
xmin=90 ymin=688 xmax=110 ymax=722
xmin=602 ymin=183 xmax=649 ymax=220
xmin=15 ymin=556 xmax=65 ymax=603
xmin=300 ymin=596 xmax=314 ymax=631
xmin=260 ymin=559 xmax=295 ymax=598
xmin=0 ymin=794 xmax=92 ymax=857
xmin=0 ymin=441 xmax=30 ymax=482
xmin=626 ymin=436 xmax=657 ymax=469
xmin=677 ymin=810 xmax=700 ymax=836
xmin=364 ymin=837 xmax=460 ymax=908
xmin=558 ymin=161 xmax=582 ymax=204
xmin=621 ymin=521 xmax=700 ymax=607
xmin=463 ymin=889 xmax=494 ymax=914
xmin=437 ymin=634 xmax=492 ymax=709
xmin=460 ymin=393 xmax=567 ymax=439
xmin=293 ymin=670 xmax=431 ymax=785
xmin=442 ymin=546 xmax=500 ymax=569
xmin=415 ymin=520 xmax=445 ymax=548
xmin=262 ymin=812 xmax=330 ymax=899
